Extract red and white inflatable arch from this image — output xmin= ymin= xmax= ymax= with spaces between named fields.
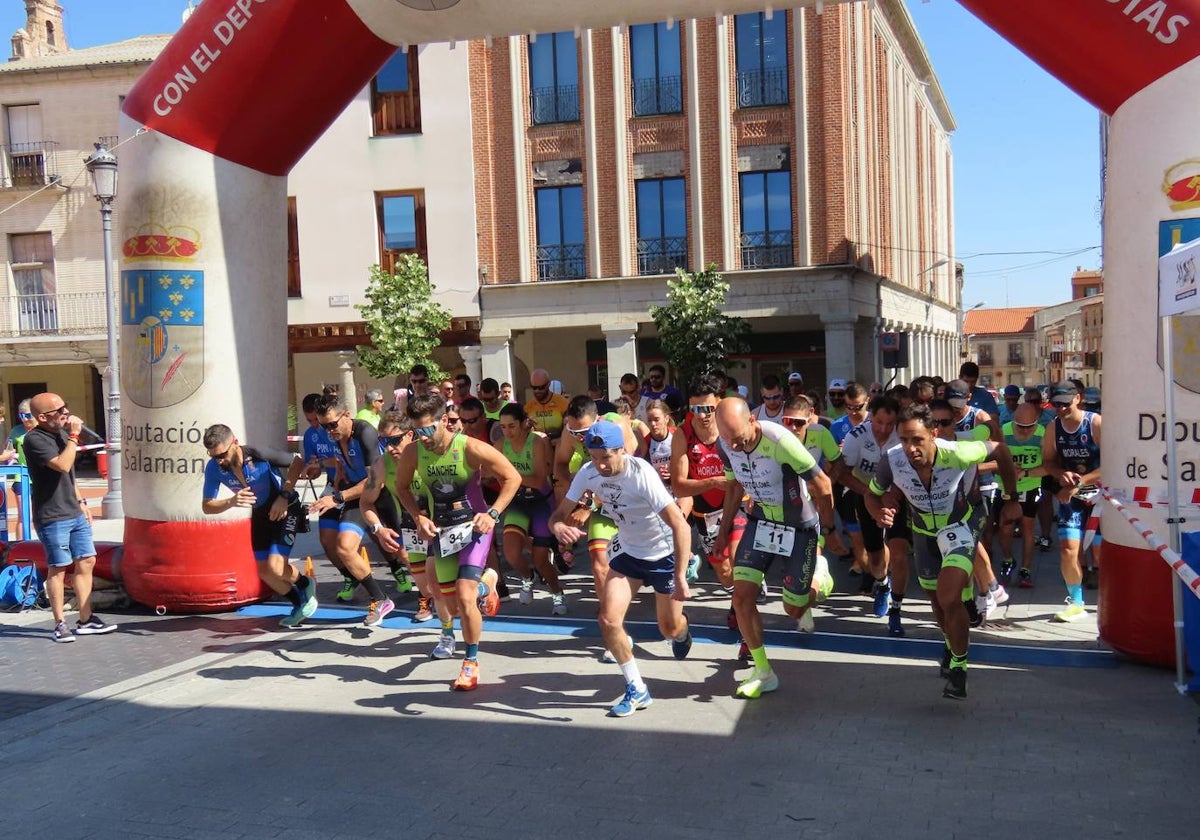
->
xmin=115 ymin=0 xmax=1200 ymax=664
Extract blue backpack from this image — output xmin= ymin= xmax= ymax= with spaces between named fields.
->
xmin=0 ymin=563 xmax=42 ymax=610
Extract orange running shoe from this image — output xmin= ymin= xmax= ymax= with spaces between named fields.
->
xmin=478 ymin=568 xmax=500 ymax=617
xmin=452 ymin=659 xmax=479 ymax=691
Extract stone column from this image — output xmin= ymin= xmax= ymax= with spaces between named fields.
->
xmin=821 ymin=312 xmax=858 ymax=383
xmin=602 ymin=322 xmax=639 ymax=399
xmin=480 ymin=330 xmax=514 ymax=387
xmin=459 ymin=345 xmax=483 ymax=393
xmin=338 ymin=351 xmax=357 ymax=413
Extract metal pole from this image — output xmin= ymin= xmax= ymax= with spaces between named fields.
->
xmin=100 ymin=198 xmax=123 ymax=519
xmin=1161 ymin=314 xmax=1186 ymax=692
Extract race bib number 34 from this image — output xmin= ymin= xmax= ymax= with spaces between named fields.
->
xmin=437 ymin=521 xmax=475 ymax=557
xmin=752 ymin=521 xmax=795 ymax=556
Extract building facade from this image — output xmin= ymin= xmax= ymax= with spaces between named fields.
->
xmin=962 ymin=306 xmax=1040 ymax=389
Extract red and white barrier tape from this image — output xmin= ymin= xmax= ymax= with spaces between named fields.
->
xmin=1100 ymin=487 xmax=1200 ymax=600
xmin=1122 ymin=485 xmax=1200 ymax=508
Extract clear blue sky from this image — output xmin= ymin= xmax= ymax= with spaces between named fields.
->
xmin=3 ymin=0 xmax=1101 ymax=309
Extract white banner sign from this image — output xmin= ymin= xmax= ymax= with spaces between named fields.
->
xmin=1159 ymin=236 xmax=1200 ymax=318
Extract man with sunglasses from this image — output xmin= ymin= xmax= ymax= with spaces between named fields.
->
xmin=478 ymin=378 xmax=507 ymax=422
xmin=1042 ymin=381 xmax=1101 ymax=623
xmin=751 ymin=374 xmax=787 ymax=423
xmin=714 ymin=397 xmax=836 ymax=699
xmin=391 ymin=393 xmax=521 ymax=690
xmin=355 ymin=389 xmax=386 ymax=429
xmin=25 ymin=392 xmax=116 ymax=642
xmin=525 ymin=367 xmax=570 ymax=443
xmin=7 ymin=399 xmax=37 ymax=539
xmin=998 ymin=402 xmax=1047 ymax=588
xmin=618 ymin=372 xmax=649 ymax=422
xmin=391 ymin=363 xmax=433 ymax=414
xmin=641 ymin=364 xmax=681 ymax=404
xmin=826 ymin=378 xmax=849 ymax=421
xmin=309 ymin=395 xmax=396 ymax=627
xmin=202 ymin=424 xmax=313 ymax=627
xmin=829 ymin=382 xmax=872 ymax=590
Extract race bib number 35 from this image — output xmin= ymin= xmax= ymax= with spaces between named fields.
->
xmin=402 ymin=528 xmax=426 ymax=554
xmin=437 ymin=521 xmax=475 ymax=557
xmin=936 ymin=522 xmax=974 ymax=558
xmin=752 ymin=521 xmax=795 ymax=556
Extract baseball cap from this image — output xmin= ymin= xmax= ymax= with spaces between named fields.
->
xmin=1049 ymin=381 xmax=1078 ymax=405
xmin=1002 ymin=385 xmax=1021 ymax=399
xmin=828 ymin=378 xmax=847 ymax=392
xmin=585 ymin=420 xmax=625 ymax=451
xmin=945 ymin=379 xmax=970 ymax=408
xmin=787 ymin=372 xmax=803 ymax=384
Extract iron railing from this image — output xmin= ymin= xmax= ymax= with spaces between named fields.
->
xmin=0 ymin=291 xmax=107 ymax=337
xmin=632 ymin=75 xmax=683 ymax=116
xmin=530 ymin=84 xmax=580 ymax=124
xmin=736 ymin=66 xmax=789 ymax=108
xmin=1 ymin=140 xmax=59 ymax=189
xmin=536 ymin=243 xmax=586 ymax=280
xmin=637 ymin=236 xmax=688 ymax=276
xmin=739 ymin=230 xmax=793 ymax=269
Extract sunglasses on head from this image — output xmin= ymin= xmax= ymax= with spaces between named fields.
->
xmin=320 ymin=413 xmax=346 ymax=431
xmin=689 ymin=405 xmax=716 ymax=415
xmin=380 ymin=435 xmax=405 ymax=447
xmin=412 ymin=424 xmax=438 ymax=438
xmin=781 ymin=416 xmax=808 ymax=429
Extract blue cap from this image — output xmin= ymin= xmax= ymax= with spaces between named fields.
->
xmin=1049 ymin=381 xmax=1078 ymax=404
xmin=585 ymin=420 xmax=625 ymax=450
xmin=1003 ymin=385 xmax=1021 ymax=398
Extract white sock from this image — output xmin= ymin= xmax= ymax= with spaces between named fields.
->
xmin=618 ymin=658 xmax=646 ymax=691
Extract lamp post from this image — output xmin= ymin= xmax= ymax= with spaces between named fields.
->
xmin=83 ymin=142 xmax=122 ymax=519
xmin=958 ymin=301 xmax=986 ymax=359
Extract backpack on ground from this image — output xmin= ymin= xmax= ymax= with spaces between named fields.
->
xmin=0 ymin=562 xmax=42 ymax=610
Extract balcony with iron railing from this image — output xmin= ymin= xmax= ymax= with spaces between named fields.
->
xmin=0 ymin=291 xmax=107 ymax=337
xmin=739 ymin=230 xmax=793 ymax=269
xmin=1 ymin=140 xmax=59 ymax=189
xmin=637 ymin=236 xmax=687 ymax=276
xmin=632 ymin=75 xmax=683 ymax=117
xmin=736 ymin=66 xmax=789 ymax=108
xmin=530 ymin=84 xmax=580 ymax=125
xmin=536 ymin=243 xmax=585 ymax=281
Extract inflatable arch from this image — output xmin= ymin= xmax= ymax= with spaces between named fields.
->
xmin=115 ymin=0 xmax=1200 ymax=663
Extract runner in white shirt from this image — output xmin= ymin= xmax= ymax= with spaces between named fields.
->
xmin=751 ymin=374 xmax=787 ymax=424
xmin=550 ymin=420 xmax=692 ymax=718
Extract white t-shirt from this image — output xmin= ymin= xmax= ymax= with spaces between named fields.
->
xmin=751 ymin=403 xmax=785 ymax=423
xmin=840 ymin=419 xmax=899 ymax=484
xmin=566 ymin=455 xmax=675 ymax=559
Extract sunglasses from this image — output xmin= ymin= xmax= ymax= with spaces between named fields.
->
xmin=933 ymin=418 xmax=955 ymax=428
xmin=210 ymin=445 xmax=235 ymax=460
xmin=568 ymin=424 xmax=594 ymax=439
xmin=846 ymin=403 xmax=866 ymax=412
xmin=39 ymin=405 xmax=70 ymax=417
xmin=380 ymin=435 xmax=405 ymax=447
xmin=412 ymin=424 xmax=438 ymax=438
xmin=320 ymin=412 xmax=346 ymax=431
xmin=689 ymin=405 xmax=716 ymax=415
xmin=531 ymin=383 xmax=550 ymax=391
xmin=762 ymin=394 xmax=783 ymax=402
xmin=444 ymin=416 xmax=461 ymax=425
xmin=828 ymin=391 xmax=846 ymax=397
xmin=781 ymin=416 xmax=808 ymax=429
xmin=1014 ymin=421 xmax=1039 ymax=429
xmin=1053 ymin=401 xmax=1074 ymax=409
xmin=459 ymin=414 xmax=482 ymax=424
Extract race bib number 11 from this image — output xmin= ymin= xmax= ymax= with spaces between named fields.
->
xmin=752 ymin=521 xmax=795 ymax=556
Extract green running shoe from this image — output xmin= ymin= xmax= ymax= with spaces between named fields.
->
xmin=335 ymin=577 xmax=357 ymax=603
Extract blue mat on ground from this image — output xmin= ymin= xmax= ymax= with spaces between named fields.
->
xmin=237 ymin=604 xmax=1117 ymax=669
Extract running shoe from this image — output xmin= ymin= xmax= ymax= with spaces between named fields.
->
xmin=431 ymin=633 xmax=456 ymax=659
xmin=726 ymin=607 xmax=739 ymax=631
xmin=335 ymin=577 xmax=357 ymax=603
xmin=685 ymin=555 xmax=701 ymax=584
xmin=939 ymin=647 xmax=951 ymax=679
xmin=975 ymin=592 xmax=990 ymax=623
xmin=413 ymin=596 xmax=434 ymax=622
xmin=887 ymin=608 xmax=904 ymax=637
xmin=1053 ymin=600 xmax=1087 ymax=623
xmin=364 ymin=598 xmax=394 ymax=627
xmin=1036 ymin=536 xmax=1052 ymax=552
xmin=609 ymin=683 xmax=652 ymax=717
xmin=871 ymin=579 xmax=891 ymax=618
xmin=797 ymin=610 xmax=815 ymax=634
xmin=1000 ymin=559 xmax=1016 ymax=583
xmin=1018 ymin=568 xmax=1034 ymax=589
xmin=280 ymin=601 xmax=310 ymax=628
xmin=478 ymin=568 xmax=500 ymax=617
xmin=671 ymin=626 xmax=693 ymax=660
xmin=735 ymin=668 xmax=779 ymax=699
xmin=965 ymin=597 xmax=982 ymax=628
xmin=942 ymin=668 xmax=968 ymax=700
xmin=393 ymin=569 xmax=414 ymax=594
xmin=757 ymin=581 xmax=769 ymax=605
xmin=992 ymin=585 xmax=1010 ymax=607
xmin=551 ymin=593 xmax=567 ymax=616
xmin=74 ymin=615 xmax=117 ymax=635
xmin=984 ymin=590 xmax=996 ymax=618
xmin=519 ymin=577 xmax=535 ymax=605
xmin=452 ymin=659 xmax=479 ymax=691
xmin=52 ymin=621 xmax=76 ymax=643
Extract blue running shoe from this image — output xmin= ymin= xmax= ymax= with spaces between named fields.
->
xmin=671 ymin=626 xmax=693 ymax=660
xmin=609 ymin=683 xmax=652 ymax=717
xmin=887 ymin=609 xmax=904 ymax=637
xmin=871 ymin=579 xmax=891 ymax=618
xmin=685 ymin=555 xmax=701 ymax=584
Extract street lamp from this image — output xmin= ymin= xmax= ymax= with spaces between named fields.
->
xmin=959 ymin=300 xmax=986 ymax=359
xmin=83 ymin=141 xmax=122 ymax=519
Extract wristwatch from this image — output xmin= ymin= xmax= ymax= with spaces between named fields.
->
xmin=1000 ymin=492 xmax=1016 ymax=501
xmin=370 ymin=522 xmax=382 ymax=535
xmin=486 ymin=507 xmax=502 ymax=522
xmin=819 ymin=525 xmax=834 ymax=536
xmin=331 ymin=490 xmax=344 ymax=504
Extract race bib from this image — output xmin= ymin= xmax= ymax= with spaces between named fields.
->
xmin=402 ymin=528 xmax=426 ymax=554
xmin=608 ymin=535 xmax=622 ymax=557
xmin=752 ymin=521 xmax=795 ymax=556
xmin=437 ymin=521 xmax=476 ymax=556
xmin=936 ymin=522 xmax=975 ymax=557
xmin=703 ymin=510 xmax=723 ymax=531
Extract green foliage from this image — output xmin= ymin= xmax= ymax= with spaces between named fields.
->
xmin=649 ymin=264 xmax=750 ymax=387
xmin=356 ymin=255 xmax=451 ymax=381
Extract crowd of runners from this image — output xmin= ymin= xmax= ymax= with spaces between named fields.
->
xmin=200 ymin=361 xmax=1101 ymax=711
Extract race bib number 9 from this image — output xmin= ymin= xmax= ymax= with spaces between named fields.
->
xmin=437 ymin=521 xmax=475 ymax=557
xmin=402 ymin=528 xmax=426 ymax=554
xmin=752 ymin=521 xmax=795 ymax=556
xmin=936 ymin=522 xmax=974 ymax=558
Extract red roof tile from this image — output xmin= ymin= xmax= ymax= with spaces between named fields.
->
xmin=963 ymin=306 xmax=1040 ymax=335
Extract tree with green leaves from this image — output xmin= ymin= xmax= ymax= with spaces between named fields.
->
xmin=356 ymin=254 xmax=451 ymax=381
xmin=650 ymin=263 xmax=751 ymax=387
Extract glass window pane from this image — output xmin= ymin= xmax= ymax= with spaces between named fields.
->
xmin=381 ymin=196 xmax=416 ymax=249
xmin=536 ymin=189 xmax=562 ymax=245
xmin=662 ymin=179 xmax=686 ymax=237
xmin=740 ymin=174 xmax=766 ymax=232
xmin=762 ymin=14 xmax=788 ymax=69
xmin=554 ymin=32 xmax=577 ymax=87
xmin=766 ymin=172 xmax=791 ymax=231
xmin=560 ymin=186 xmax=584 ymax=243
xmin=657 ymin=24 xmax=681 ymax=77
xmin=734 ymin=14 xmax=761 ymax=76
xmin=529 ymin=36 xmax=555 ymax=89
xmin=376 ymin=50 xmax=409 ymax=93
xmin=630 ymin=24 xmax=655 ymax=82
xmin=636 ymin=181 xmax=663 ymax=239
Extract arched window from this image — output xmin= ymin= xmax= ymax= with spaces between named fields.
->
xmin=45 ymin=21 xmax=55 ymax=47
